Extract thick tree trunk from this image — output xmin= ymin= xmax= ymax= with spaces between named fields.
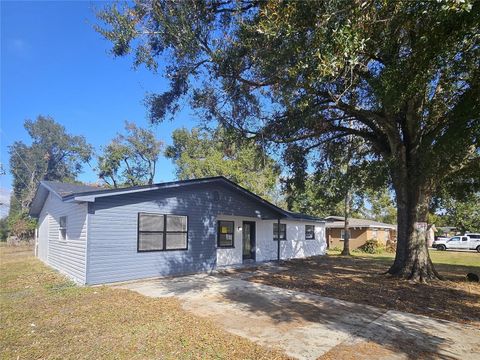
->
xmin=388 ymin=167 xmax=441 ymax=282
xmin=341 ymin=189 xmax=351 ymax=256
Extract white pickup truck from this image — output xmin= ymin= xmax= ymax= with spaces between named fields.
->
xmin=432 ymin=233 xmax=480 ymax=252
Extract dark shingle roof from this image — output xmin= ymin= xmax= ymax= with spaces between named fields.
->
xmin=41 ymin=181 xmax=102 ymax=197
xmin=33 ymin=177 xmax=324 ymax=222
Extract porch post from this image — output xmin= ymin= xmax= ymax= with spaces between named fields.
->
xmin=277 ymin=217 xmax=281 ymax=262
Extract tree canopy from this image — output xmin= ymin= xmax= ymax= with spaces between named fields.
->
xmin=96 ymin=122 xmax=163 ymax=187
xmin=97 ymin=0 xmax=480 ymax=281
xmin=165 ymin=126 xmax=282 ymax=203
xmin=9 ymin=116 xmax=92 ymax=214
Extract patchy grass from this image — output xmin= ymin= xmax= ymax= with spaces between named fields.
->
xmin=330 ymin=248 xmax=480 ymax=268
xmin=248 ymin=250 xmax=480 ymax=325
xmin=0 ymin=246 xmax=287 ymax=360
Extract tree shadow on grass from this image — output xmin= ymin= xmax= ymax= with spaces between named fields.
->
xmin=217 ymin=276 xmax=465 ymax=360
xmin=246 ymin=256 xmax=480 ymax=324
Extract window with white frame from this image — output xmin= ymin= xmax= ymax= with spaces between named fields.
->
xmin=372 ymin=228 xmax=378 ymax=239
xmin=273 ymin=223 xmax=287 ymax=240
xmin=59 ymin=216 xmax=67 ymax=240
xmin=305 ymin=225 xmax=315 ymax=240
xmin=138 ymin=213 xmax=188 ymax=252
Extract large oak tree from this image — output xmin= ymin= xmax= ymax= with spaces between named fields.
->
xmin=97 ymin=0 xmax=480 ymax=281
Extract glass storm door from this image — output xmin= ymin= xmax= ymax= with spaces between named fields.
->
xmin=242 ymin=221 xmax=256 ymax=260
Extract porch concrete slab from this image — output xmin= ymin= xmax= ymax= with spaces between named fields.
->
xmin=114 ymin=274 xmax=480 ymax=360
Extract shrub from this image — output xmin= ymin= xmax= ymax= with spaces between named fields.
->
xmin=359 ymin=239 xmax=383 ymax=254
xmin=386 ymin=239 xmax=397 ymax=253
xmin=7 ymin=212 xmax=37 ymax=241
xmin=329 ymin=246 xmax=342 ymax=252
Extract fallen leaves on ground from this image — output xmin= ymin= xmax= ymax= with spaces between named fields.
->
xmin=246 ymin=253 xmax=480 ymax=325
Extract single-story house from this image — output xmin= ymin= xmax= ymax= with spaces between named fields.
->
xmin=325 ymin=216 xmax=397 ymax=249
xmin=30 ymin=176 xmax=326 ymax=285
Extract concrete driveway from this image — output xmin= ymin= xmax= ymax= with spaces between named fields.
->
xmin=114 ymin=270 xmax=479 ymax=360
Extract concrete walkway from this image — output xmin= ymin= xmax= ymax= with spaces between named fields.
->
xmin=114 ymin=273 xmax=480 ymax=360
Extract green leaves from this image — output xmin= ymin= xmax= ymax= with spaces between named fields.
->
xmin=9 ymin=116 xmax=93 ymax=214
xmin=96 ymin=0 xmax=480 ymax=233
xmin=165 ymin=126 xmax=282 ymax=203
xmin=96 ymin=122 xmax=163 ymax=188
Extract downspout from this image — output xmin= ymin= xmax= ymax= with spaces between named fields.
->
xmin=277 ymin=217 xmax=281 ymax=262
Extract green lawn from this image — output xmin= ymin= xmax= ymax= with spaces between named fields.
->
xmin=328 ymin=248 xmax=480 ymax=268
xmin=0 ymin=246 xmax=286 ymax=360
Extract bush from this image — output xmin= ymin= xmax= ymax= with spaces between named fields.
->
xmin=7 ymin=212 xmax=36 ymax=241
xmin=329 ymin=246 xmax=342 ymax=252
xmin=386 ymin=239 xmax=397 ymax=253
xmin=359 ymin=239 xmax=383 ymax=254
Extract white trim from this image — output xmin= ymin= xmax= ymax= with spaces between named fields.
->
xmin=84 ymin=206 xmax=90 ymax=286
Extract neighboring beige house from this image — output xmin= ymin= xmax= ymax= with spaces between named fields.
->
xmin=325 ymin=216 xmax=397 ymax=249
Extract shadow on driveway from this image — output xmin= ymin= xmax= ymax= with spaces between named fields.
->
xmin=115 ymin=270 xmax=479 ymax=360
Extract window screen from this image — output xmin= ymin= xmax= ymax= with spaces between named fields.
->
xmin=217 ymin=220 xmax=234 ymax=247
xmin=305 ymin=225 xmax=315 ymax=240
xmin=138 ymin=213 xmax=188 ymax=252
xmin=273 ymin=223 xmax=286 ymax=240
xmin=165 ymin=215 xmax=188 ymax=250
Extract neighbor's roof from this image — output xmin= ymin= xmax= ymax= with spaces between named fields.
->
xmin=30 ymin=176 xmax=324 ymax=223
xmin=325 ymin=216 xmax=396 ymax=229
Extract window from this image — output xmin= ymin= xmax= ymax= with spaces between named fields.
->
xmin=217 ymin=220 xmax=234 ymax=247
xmin=59 ymin=216 xmax=67 ymax=240
xmin=137 ymin=213 xmax=188 ymax=252
xmin=372 ymin=228 xmax=378 ymax=239
xmin=305 ymin=225 xmax=315 ymax=240
xmin=340 ymin=229 xmax=351 ymax=241
xmin=468 ymin=234 xmax=480 ymax=239
xmin=273 ymin=223 xmax=286 ymax=241
xmin=462 ymin=236 xmax=468 ymax=242
xmin=448 ymin=236 xmax=460 ymax=242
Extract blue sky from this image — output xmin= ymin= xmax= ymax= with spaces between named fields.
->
xmin=1 ymin=0 xmax=197 ymax=215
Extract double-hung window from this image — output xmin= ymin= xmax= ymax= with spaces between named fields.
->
xmin=138 ymin=213 xmax=188 ymax=252
xmin=273 ymin=223 xmax=286 ymax=241
xmin=59 ymin=216 xmax=67 ymax=240
xmin=305 ymin=225 xmax=315 ymax=240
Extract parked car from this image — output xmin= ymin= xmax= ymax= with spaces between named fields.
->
xmin=432 ymin=233 xmax=480 ymax=252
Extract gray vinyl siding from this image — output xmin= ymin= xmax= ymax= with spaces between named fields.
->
xmin=37 ymin=192 xmax=87 ymax=284
xmin=86 ymin=183 xmax=279 ymax=284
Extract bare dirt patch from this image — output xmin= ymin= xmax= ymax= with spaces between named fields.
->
xmin=244 ymin=253 xmax=480 ymax=325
